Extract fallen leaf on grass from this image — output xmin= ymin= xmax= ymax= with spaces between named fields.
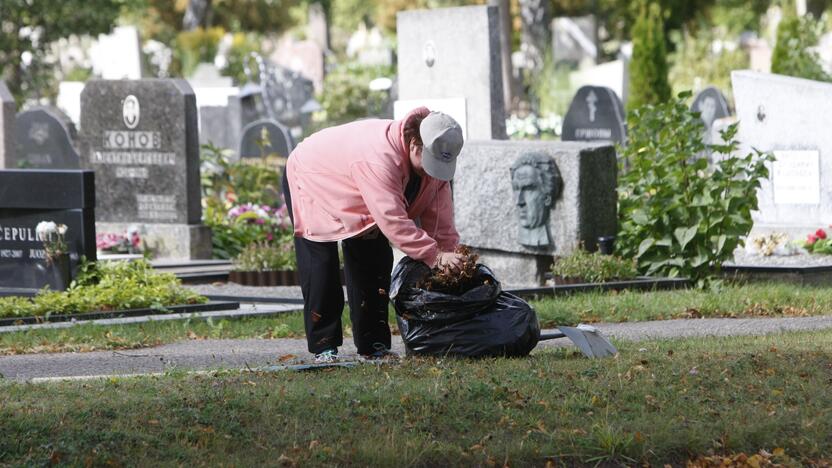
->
xmin=277 ymin=354 xmax=298 ymax=362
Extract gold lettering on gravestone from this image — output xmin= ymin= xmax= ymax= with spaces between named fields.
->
xmin=136 ymin=194 xmax=178 ymax=221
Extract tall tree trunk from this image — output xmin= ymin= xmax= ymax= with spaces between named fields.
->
xmin=489 ymin=0 xmax=514 ymax=113
xmin=183 ymin=0 xmax=213 ymax=31
xmin=518 ymin=0 xmax=552 ymax=71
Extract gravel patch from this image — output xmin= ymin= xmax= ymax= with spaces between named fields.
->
xmin=185 ymin=283 xmax=309 ymax=300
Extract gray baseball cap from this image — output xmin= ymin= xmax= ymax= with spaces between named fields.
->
xmin=420 ymin=111 xmax=464 ymax=181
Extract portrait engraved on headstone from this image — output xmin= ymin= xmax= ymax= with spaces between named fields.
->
xmin=510 ymin=152 xmax=563 ymax=249
xmin=690 ymin=86 xmax=731 ymax=144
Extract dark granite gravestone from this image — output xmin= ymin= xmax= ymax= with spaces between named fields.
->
xmin=12 ymin=107 xmax=80 ymax=169
xmin=80 ymin=79 xmax=200 ymax=224
xmin=0 ymin=80 xmax=14 ymax=169
xmin=691 ymin=86 xmax=731 ymax=138
xmin=0 ymin=170 xmax=96 ymax=290
xmin=79 ymin=79 xmax=211 ymax=260
xmin=561 ymin=85 xmax=626 ymax=144
xmin=238 ymin=118 xmax=295 ymax=159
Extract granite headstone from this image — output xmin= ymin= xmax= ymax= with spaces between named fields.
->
xmin=80 ymin=79 xmax=211 ymax=259
xmin=238 ymin=118 xmax=295 ymax=159
xmin=454 ymin=140 xmax=617 ymax=286
xmin=397 ymin=6 xmax=506 ymax=140
xmin=0 ymin=81 xmax=14 ymax=169
xmin=691 ymin=86 xmax=731 ymax=144
xmin=0 ymin=170 xmax=96 ymax=290
xmin=12 ymin=107 xmax=80 ymax=169
xmin=732 ymin=70 xmax=832 ymax=239
xmin=561 ymin=86 xmax=626 ymax=144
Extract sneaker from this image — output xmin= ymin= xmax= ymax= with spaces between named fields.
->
xmin=359 ymin=343 xmax=399 ymax=362
xmin=314 ymin=348 xmax=338 ymax=364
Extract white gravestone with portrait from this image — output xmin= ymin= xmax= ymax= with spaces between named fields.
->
xmin=397 ymin=5 xmax=506 ymax=140
xmin=80 ymin=79 xmax=211 ymax=259
xmin=732 ymin=70 xmax=832 ymax=237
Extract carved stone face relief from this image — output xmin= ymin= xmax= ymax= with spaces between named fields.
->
xmin=510 ymin=152 xmax=562 ymax=249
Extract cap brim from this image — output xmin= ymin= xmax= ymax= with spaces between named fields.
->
xmin=421 ymin=145 xmax=456 ymax=181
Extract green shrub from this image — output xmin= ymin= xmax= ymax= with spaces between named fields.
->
xmin=668 ymin=29 xmax=749 ymax=103
xmin=176 ymin=27 xmax=225 ymax=77
xmin=552 ymin=249 xmax=639 ymax=283
xmin=771 ymin=13 xmax=831 ymax=82
xmin=220 ymin=32 xmax=262 ymax=84
xmin=313 ymin=62 xmax=393 ymax=131
xmin=0 ymin=259 xmax=207 ymax=318
xmin=617 ymin=92 xmax=773 ymax=283
xmin=628 ymin=0 xmax=672 ymax=112
xmin=233 ymin=241 xmax=297 ymax=272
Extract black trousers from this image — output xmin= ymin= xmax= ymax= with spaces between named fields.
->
xmin=282 ymin=169 xmax=393 ymax=355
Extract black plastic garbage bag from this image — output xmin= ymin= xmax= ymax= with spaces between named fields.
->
xmin=390 ymin=257 xmax=540 ymax=358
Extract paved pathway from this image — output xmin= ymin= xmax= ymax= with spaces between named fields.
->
xmin=3 ymin=316 xmax=832 ymax=382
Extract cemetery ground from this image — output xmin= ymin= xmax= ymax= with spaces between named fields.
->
xmin=1 ymin=281 xmax=832 ymax=355
xmin=1 ymin=330 xmax=831 ymax=466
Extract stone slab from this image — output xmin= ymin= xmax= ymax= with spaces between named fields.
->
xmin=97 ymin=222 xmax=212 ymax=260
xmin=0 ymin=170 xmax=96 ymax=289
xmin=238 ymin=118 xmax=294 ymax=159
xmin=12 ymin=106 xmax=80 ymax=169
xmin=561 ymin=86 xmax=626 ymax=143
xmin=732 ymin=70 xmax=832 ymax=234
xmin=397 ymin=5 xmax=506 ymax=140
xmin=80 ymin=79 xmax=201 ymax=225
xmin=453 ymin=140 xmax=617 ymax=285
xmin=0 ymin=81 xmax=14 ymax=169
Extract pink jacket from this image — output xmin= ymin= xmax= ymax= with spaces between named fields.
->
xmin=286 ymin=107 xmax=459 ymax=266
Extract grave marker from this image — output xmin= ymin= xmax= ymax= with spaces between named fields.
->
xmin=0 ymin=170 xmax=96 ymax=290
xmin=454 ymin=141 xmax=617 ymax=286
xmin=561 ymin=85 xmax=626 ymax=144
xmin=80 ymin=79 xmax=211 ymax=259
xmin=12 ymin=107 xmax=80 ymax=169
xmin=238 ymin=118 xmax=295 ymax=159
xmin=732 ymin=70 xmax=832 ymax=237
xmin=691 ymin=86 xmax=731 ymax=144
xmin=397 ymin=5 xmax=506 ymax=140
xmin=0 ymin=81 xmax=14 ymax=169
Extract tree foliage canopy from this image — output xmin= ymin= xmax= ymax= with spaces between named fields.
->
xmin=0 ymin=0 xmax=125 ymax=103
xmin=628 ymin=1 xmax=671 ymax=111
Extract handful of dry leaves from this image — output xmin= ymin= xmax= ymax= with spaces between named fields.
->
xmin=417 ymin=245 xmax=488 ymax=294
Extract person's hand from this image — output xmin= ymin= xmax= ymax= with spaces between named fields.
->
xmin=434 ymin=251 xmax=465 ymax=274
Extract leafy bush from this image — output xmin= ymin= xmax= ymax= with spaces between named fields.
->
xmin=313 ymin=62 xmax=393 ymax=131
xmin=0 ymin=259 xmax=207 ymax=318
xmin=201 ymin=143 xmax=294 ymax=259
xmin=552 ymin=249 xmax=639 ymax=283
xmin=176 ymin=27 xmax=225 ymax=77
xmin=628 ymin=0 xmax=671 ymax=112
xmin=233 ymin=241 xmax=297 ymax=272
xmin=668 ymin=29 xmax=749 ymax=103
xmin=220 ymin=32 xmax=262 ymax=84
xmin=771 ymin=13 xmax=831 ymax=82
xmin=617 ymin=92 xmax=773 ymax=283
xmin=201 ymin=144 xmax=282 ymax=207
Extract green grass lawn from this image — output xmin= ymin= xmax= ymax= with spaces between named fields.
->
xmin=3 ymin=282 xmax=832 ymax=355
xmin=2 ymin=331 xmax=831 ymax=466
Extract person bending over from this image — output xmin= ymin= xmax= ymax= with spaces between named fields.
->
xmin=282 ymin=107 xmax=466 ymax=362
